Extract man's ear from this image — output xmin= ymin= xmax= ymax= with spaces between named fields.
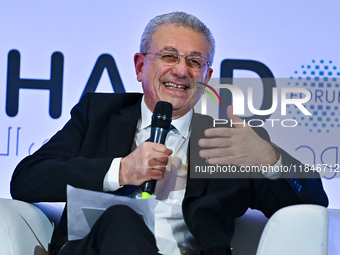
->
xmin=204 ymin=67 xmax=213 ymax=84
xmin=134 ymin=53 xmax=145 ymax=82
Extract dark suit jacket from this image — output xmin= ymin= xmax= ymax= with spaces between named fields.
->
xmin=10 ymin=93 xmax=328 ymax=255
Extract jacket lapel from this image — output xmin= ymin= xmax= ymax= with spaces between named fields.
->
xmin=185 ymin=113 xmax=213 ymax=198
xmin=107 ymin=96 xmax=142 ymax=158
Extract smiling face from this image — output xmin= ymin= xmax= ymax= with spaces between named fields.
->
xmin=134 ymin=24 xmax=213 ymax=119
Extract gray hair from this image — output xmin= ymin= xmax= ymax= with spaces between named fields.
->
xmin=140 ymin=12 xmax=215 ymax=66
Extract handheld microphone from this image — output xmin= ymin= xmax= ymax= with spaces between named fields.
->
xmin=141 ymin=101 xmax=173 ymax=199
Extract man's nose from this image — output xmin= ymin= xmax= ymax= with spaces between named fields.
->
xmin=171 ymin=56 xmax=189 ymax=78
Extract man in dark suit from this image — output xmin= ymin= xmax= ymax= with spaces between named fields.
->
xmin=10 ymin=12 xmax=328 ymax=255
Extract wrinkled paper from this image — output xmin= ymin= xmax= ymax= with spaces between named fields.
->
xmin=67 ymin=185 xmax=155 ymax=241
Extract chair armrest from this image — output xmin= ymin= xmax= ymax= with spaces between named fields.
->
xmin=0 ymin=198 xmax=62 ymax=255
xmin=256 ymin=204 xmax=340 ymax=255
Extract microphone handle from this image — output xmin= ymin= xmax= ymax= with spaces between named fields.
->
xmin=141 ymin=127 xmax=169 ymax=194
xmin=149 ymin=127 xmax=168 ymax=144
xmin=142 ymin=179 xmax=157 ymax=194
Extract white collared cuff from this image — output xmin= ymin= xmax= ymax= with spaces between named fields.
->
xmin=103 ymin=158 xmax=123 ymax=191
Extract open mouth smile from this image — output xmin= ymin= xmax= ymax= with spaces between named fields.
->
xmin=164 ymin=82 xmax=187 ymax=91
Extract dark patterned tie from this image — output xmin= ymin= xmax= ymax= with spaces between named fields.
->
xmin=113 ymin=125 xmax=176 ymax=197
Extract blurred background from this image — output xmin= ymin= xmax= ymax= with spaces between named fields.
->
xmin=0 ymin=0 xmax=339 ymax=208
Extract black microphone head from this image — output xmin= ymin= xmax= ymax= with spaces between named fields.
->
xmin=152 ymin=101 xmax=173 ymax=129
xmin=153 ymin=101 xmax=173 ymax=117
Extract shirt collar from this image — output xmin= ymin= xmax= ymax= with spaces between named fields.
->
xmin=139 ymin=96 xmax=191 ymax=139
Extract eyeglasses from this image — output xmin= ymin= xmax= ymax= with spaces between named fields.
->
xmin=143 ymin=50 xmax=209 ymax=71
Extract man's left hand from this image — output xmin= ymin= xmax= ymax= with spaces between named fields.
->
xmin=198 ymin=105 xmax=279 ymax=167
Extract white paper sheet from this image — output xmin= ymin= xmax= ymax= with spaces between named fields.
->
xmin=67 ymin=185 xmax=155 ymax=241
